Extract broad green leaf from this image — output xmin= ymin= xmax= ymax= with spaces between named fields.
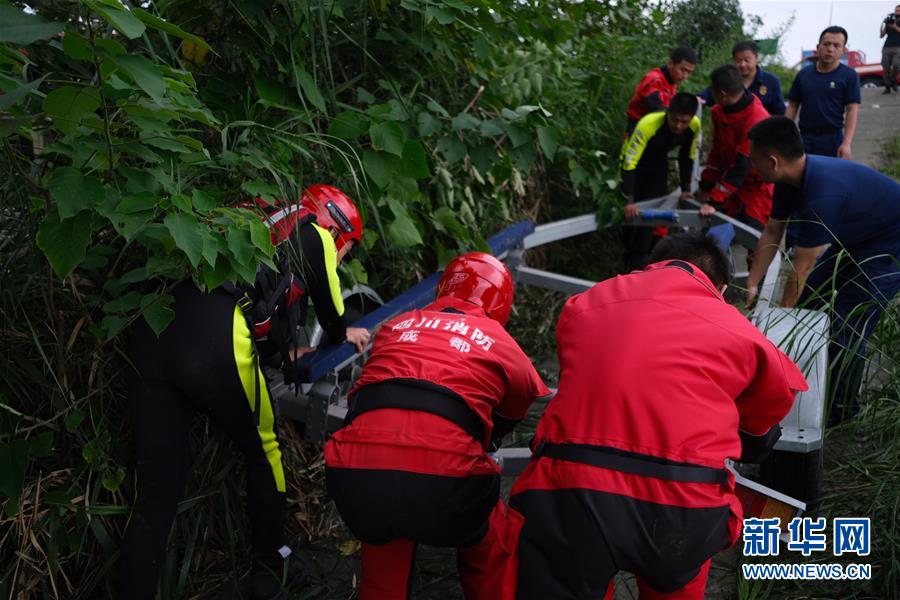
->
xmin=362 ymin=149 xmax=399 ymax=188
xmin=100 ymin=467 xmax=125 ymax=492
xmin=388 ymin=214 xmax=423 ymax=247
xmin=254 ymin=76 xmax=286 ymax=105
xmin=480 ymin=119 xmax=506 ymax=137
xmin=515 ymin=105 xmax=541 ymax=117
xmin=537 ymin=125 xmax=558 ymax=160
xmin=0 ymin=74 xmax=48 ymax=111
xmin=87 ymin=1 xmax=146 ymax=39
xmin=100 ymin=315 xmax=127 ymax=340
xmin=344 ymin=258 xmax=368 ymax=284
xmin=65 ymin=410 xmax=85 ymax=432
xmin=141 ymin=293 xmax=175 ymax=335
xmin=433 ymin=206 xmax=465 ymax=237
xmin=425 ymin=5 xmax=455 ymax=25
xmin=242 ymin=180 xmax=280 ymax=203
xmin=451 ymin=112 xmax=480 ymax=131
xmin=192 ymin=189 xmax=218 ymax=211
xmin=0 ymin=4 xmax=65 ymax=44
xmin=369 ymin=121 xmax=405 ymax=157
xmin=399 ymin=140 xmax=430 ymax=179
xmin=114 ymin=55 xmax=166 ymax=101
xmin=329 ymin=111 xmax=368 ymax=140
xmin=201 ymin=230 xmax=225 ymax=267
xmin=511 ymin=140 xmax=537 ymax=172
xmin=357 ymin=87 xmax=376 ymax=104
xmin=103 ymin=291 xmax=143 ymax=313
xmin=94 ymin=38 xmax=126 ymax=56
xmin=0 ymin=115 xmax=37 ymax=139
xmin=48 ymin=167 xmax=103 ymax=219
xmin=36 ymin=210 xmax=92 ymax=279
xmin=141 ymin=135 xmax=189 ymax=153
xmin=426 ymin=98 xmax=450 ymax=118
xmin=171 ymin=193 xmax=192 ymax=212
xmin=469 ymin=144 xmax=497 ymax=175
xmin=226 ymin=228 xmax=255 ymax=270
xmin=436 ymin=136 xmax=466 ymax=165
xmin=506 ymin=124 xmax=530 ymax=148
xmin=249 ymin=218 xmax=274 ymax=255
xmin=202 ymin=254 xmax=232 ymax=290
xmin=295 ymin=67 xmax=326 ymax=112
xmin=110 ymin=210 xmax=152 ymax=240
xmin=0 ymin=439 xmax=29 ymax=504
xmin=43 ymin=86 xmax=101 ymax=136
xmin=164 ymin=212 xmax=203 ymax=267
xmin=63 ymin=32 xmax=93 ymax=60
xmin=132 ymin=8 xmax=211 ymax=51
xmin=116 ymin=192 xmax=159 ymax=214
xmin=417 ymin=111 xmax=441 ymax=137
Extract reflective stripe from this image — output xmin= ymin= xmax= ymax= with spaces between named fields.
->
xmin=688 ymin=116 xmax=701 ymax=161
xmin=312 ymin=222 xmax=345 ymax=317
xmin=232 ymin=305 xmax=285 ymax=492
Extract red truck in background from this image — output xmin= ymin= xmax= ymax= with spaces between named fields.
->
xmin=796 ymin=49 xmax=896 ymax=88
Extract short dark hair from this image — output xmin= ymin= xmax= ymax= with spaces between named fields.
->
xmin=670 ymin=46 xmax=698 ymax=65
xmin=668 ymin=92 xmax=699 ymax=116
xmin=747 ymin=116 xmax=805 ymax=159
xmin=732 ymin=40 xmax=759 ymax=56
xmin=649 ymin=232 xmax=731 ymax=288
xmin=710 ymin=64 xmax=744 ymax=95
xmin=819 ymin=25 xmax=848 ymax=44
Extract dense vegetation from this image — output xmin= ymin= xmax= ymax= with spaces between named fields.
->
xmin=1 ymin=1 xmax=895 ymax=599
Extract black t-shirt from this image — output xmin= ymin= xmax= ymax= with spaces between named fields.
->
xmin=885 ymin=18 xmax=900 ymax=47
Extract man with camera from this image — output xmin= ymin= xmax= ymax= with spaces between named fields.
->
xmin=881 ymin=5 xmax=900 ymax=92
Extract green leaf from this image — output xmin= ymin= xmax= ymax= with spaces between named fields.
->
xmin=62 ymin=32 xmax=92 ymax=60
xmin=511 ymin=140 xmax=537 ymax=172
xmin=329 ymin=111 xmax=368 ymax=139
xmin=132 ymin=8 xmax=212 ymax=51
xmin=140 ymin=135 xmax=189 ymax=153
xmin=241 ymin=180 xmax=280 ymax=203
xmin=0 ymin=439 xmax=29 ymax=504
xmin=36 ymin=210 xmax=92 ymax=279
xmin=433 ymin=206 xmax=465 ymax=237
xmin=100 ymin=467 xmax=125 ymax=492
xmin=201 ymin=230 xmax=225 ymax=267
xmin=0 ymin=115 xmax=37 ymax=139
xmin=203 ymin=254 xmax=232 ymax=290
xmin=94 ymin=37 xmax=126 ymax=56
xmin=480 ymin=119 xmax=506 ymax=137
xmin=417 ymin=111 xmax=441 ymax=137
xmin=87 ymin=1 xmax=146 ymax=39
xmin=0 ymin=74 xmax=48 ymax=111
xmin=141 ymin=293 xmax=175 ymax=335
xmin=436 ymin=136 xmax=466 ymax=165
xmin=388 ymin=214 xmax=423 ymax=247
xmin=369 ymin=121 xmax=405 ymax=157
xmin=451 ymin=112 xmax=480 ymax=131
xmin=164 ymin=212 xmax=203 ymax=267
xmin=537 ymin=126 xmax=558 ymax=160
xmin=65 ymin=410 xmax=85 ymax=432
xmin=425 ymin=5 xmax=456 ymax=25
xmin=344 ymin=258 xmax=368 ymax=284
xmin=399 ymin=140 xmax=430 ymax=179
xmin=363 ymin=149 xmax=399 ymax=188
xmin=116 ymin=192 xmax=159 ymax=214
xmin=295 ymin=66 xmax=326 ymax=112
xmin=506 ymin=124 xmax=530 ymax=148
xmin=426 ymin=98 xmax=450 ymax=118
xmin=192 ymin=189 xmax=218 ymax=211
xmin=103 ymin=291 xmax=142 ymax=313
xmin=469 ymin=144 xmax=497 ymax=175
xmin=43 ymin=86 xmax=101 ymax=136
xmin=110 ymin=210 xmax=152 ymax=240
xmin=254 ymin=76 xmax=286 ymax=105
xmin=226 ymin=228 xmax=255 ymax=270
xmin=0 ymin=4 xmax=65 ymax=44
xmin=29 ymin=432 xmax=53 ymax=458
xmin=114 ymin=55 xmax=166 ymax=102
xmin=48 ymin=167 xmax=103 ymax=219
xmin=171 ymin=193 xmax=192 ymax=212
xmin=249 ymin=218 xmax=273 ymax=255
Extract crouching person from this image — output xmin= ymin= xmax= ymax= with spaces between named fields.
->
xmin=508 ymin=233 xmax=808 ymax=599
xmin=325 ymin=253 xmax=551 ymax=600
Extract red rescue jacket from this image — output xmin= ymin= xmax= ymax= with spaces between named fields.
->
xmin=626 ymin=67 xmax=678 ymax=122
xmin=510 ymin=261 xmax=808 ymax=544
xmin=324 ymin=296 xmax=551 ymax=478
xmin=701 ymin=93 xmax=774 ymax=225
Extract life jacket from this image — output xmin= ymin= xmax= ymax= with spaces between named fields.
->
xmin=225 ymin=198 xmax=314 ymax=389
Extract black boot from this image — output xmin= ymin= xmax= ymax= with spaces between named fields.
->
xmin=250 ymin=546 xmax=310 ymax=600
xmin=883 ymin=86 xmax=892 ymax=94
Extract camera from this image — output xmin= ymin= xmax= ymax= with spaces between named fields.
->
xmin=886 ymin=13 xmax=899 ymax=25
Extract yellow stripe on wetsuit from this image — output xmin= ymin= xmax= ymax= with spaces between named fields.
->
xmin=311 ymin=222 xmax=345 ymax=317
xmin=232 ymin=305 xmax=286 ymax=493
xmin=620 ymin=112 xmax=701 ymax=170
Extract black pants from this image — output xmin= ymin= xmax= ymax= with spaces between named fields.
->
xmin=622 ymin=172 xmax=670 ymax=271
xmin=119 ymin=282 xmax=286 ymax=600
xmin=510 ymin=488 xmax=731 ymax=599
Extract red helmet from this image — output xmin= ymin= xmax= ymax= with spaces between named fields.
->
xmin=300 ymin=185 xmax=363 ymax=253
xmin=436 ymin=252 xmax=515 ymax=326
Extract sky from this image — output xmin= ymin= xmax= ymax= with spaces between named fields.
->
xmin=740 ymin=1 xmax=897 ymax=66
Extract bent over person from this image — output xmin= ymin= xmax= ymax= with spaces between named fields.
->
xmin=509 ymin=233 xmax=807 ymax=600
xmin=119 ymin=185 xmax=371 ymax=600
xmin=325 ymin=253 xmax=550 ymax=600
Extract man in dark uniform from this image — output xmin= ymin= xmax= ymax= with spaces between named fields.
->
xmin=625 ymin=47 xmax=698 ymax=134
xmin=325 ymin=252 xmax=550 ymax=600
xmin=119 ymin=186 xmax=370 ymax=600
xmin=698 ymin=40 xmax=786 ymax=115
xmin=879 ymin=5 xmax=900 ymax=93
xmin=509 ymin=233 xmax=807 ymax=600
xmin=747 ymin=116 xmax=900 ymax=424
xmin=620 ymin=92 xmax=700 ymax=270
xmin=698 ymin=65 xmax=774 ymax=232
xmin=786 ymin=26 xmax=860 ymax=158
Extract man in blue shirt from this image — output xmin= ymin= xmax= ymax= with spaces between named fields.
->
xmin=746 ymin=117 xmax=900 ymax=424
xmin=786 ymin=26 xmax=861 ymax=159
xmin=698 ymin=40 xmax=785 ymax=115
xmin=880 ymin=5 xmax=900 ymax=92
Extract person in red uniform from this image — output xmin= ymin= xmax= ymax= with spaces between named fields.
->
xmin=508 ymin=233 xmax=808 ymax=600
xmin=324 ymin=252 xmax=551 ymax=600
xmin=698 ymin=64 xmax=774 ymax=232
xmin=625 ymin=47 xmax=698 ymax=134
